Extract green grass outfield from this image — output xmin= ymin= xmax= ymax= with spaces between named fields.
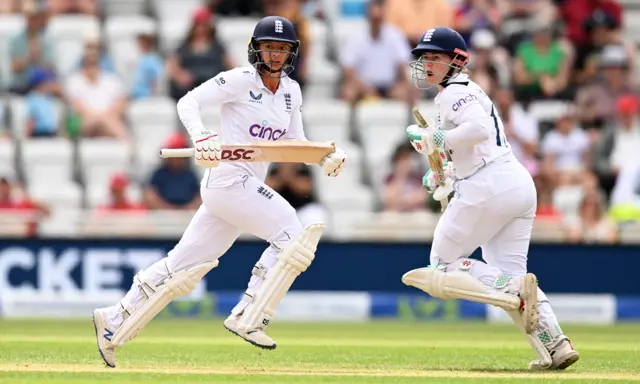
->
xmin=1 ymin=319 xmax=639 ymax=383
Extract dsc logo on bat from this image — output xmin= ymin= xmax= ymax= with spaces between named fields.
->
xmin=221 ymin=148 xmax=256 ymax=161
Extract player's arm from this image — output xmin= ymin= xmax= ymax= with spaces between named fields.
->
xmin=440 ymin=89 xmax=495 ymax=148
xmin=176 ymin=70 xmax=239 ymax=168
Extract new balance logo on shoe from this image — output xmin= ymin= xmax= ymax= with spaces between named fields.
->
xmin=103 ymin=329 xmax=113 ymax=342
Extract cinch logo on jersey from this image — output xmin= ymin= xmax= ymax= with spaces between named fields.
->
xmin=249 ymin=121 xmax=286 ymax=140
xmin=452 ymin=94 xmax=479 ymax=112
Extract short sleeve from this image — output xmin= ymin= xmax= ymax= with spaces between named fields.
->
xmin=64 ymin=74 xmax=81 ymax=100
xmin=340 ymin=34 xmax=364 ymax=69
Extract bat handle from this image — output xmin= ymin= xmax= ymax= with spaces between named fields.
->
xmin=159 ymin=148 xmax=195 ymax=158
xmin=412 ymin=107 xmax=429 ymax=128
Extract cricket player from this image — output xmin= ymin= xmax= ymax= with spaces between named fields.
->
xmin=401 ymin=27 xmax=580 ymax=370
xmin=92 ymin=16 xmax=347 ymax=368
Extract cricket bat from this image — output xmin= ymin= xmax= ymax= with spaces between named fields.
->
xmin=160 ymin=140 xmax=336 ymax=164
xmin=412 ymin=107 xmax=449 ymax=212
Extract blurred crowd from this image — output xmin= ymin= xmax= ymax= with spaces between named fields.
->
xmin=0 ymin=0 xmax=639 ymax=244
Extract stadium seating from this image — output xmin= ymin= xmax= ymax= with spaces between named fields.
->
xmin=99 ymin=0 xmax=147 ymax=16
xmin=0 ymin=13 xmax=25 ymax=88
xmin=21 ymin=138 xmax=75 ymax=186
xmin=104 ymin=14 xmax=158 ymax=87
xmin=46 ymin=15 xmax=101 ymax=76
xmin=154 ymin=0 xmax=203 ymax=53
xmin=78 ymin=138 xmax=132 ymax=191
xmin=0 ymin=139 xmax=15 ymax=176
xmin=355 ymin=100 xmax=414 ymax=195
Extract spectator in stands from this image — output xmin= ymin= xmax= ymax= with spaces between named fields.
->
xmin=130 ymin=33 xmax=164 ymax=100
xmin=340 ymin=0 xmax=414 ymax=106
xmin=9 ymin=4 xmax=54 ymax=95
xmin=74 ymin=38 xmax=116 ymax=74
xmin=65 ymin=37 xmax=129 ymax=140
xmin=592 ymin=95 xmax=640 ymax=198
xmin=47 ymin=0 xmax=98 ymax=15
xmin=513 ymin=20 xmax=573 ymax=104
xmin=574 ymin=10 xmax=617 ymax=85
xmin=270 ymin=0 xmax=310 ymax=91
xmin=573 ymin=11 xmax=636 ymax=86
xmin=25 ymin=68 xmax=60 ymax=138
xmin=576 ymin=45 xmax=637 ymax=131
xmin=498 ymin=0 xmax=558 ymax=56
xmin=144 ymin=133 xmax=201 ymax=211
xmin=495 ymin=87 xmax=540 ymax=176
xmin=385 ymin=0 xmax=452 ymax=47
xmin=98 ymin=174 xmax=146 ymax=212
xmin=167 ymin=7 xmax=234 ymax=102
xmin=560 ymin=0 xmax=622 ymax=48
xmin=565 ymin=186 xmax=618 ymax=244
xmin=467 ymin=29 xmax=503 ymax=96
xmin=266 ymin=163 xmax=328 ymax=227
xmin=453 ymin=0 xmax=502 ymax=46
xmin=0 ymin=174 xmax=49 ymax=237
xmin=382 ymin=142 xmax=427 ymax=212
xmin=541 ymin=106 xmax=590 ymax=190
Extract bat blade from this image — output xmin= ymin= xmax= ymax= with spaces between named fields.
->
xmin=160 ymin=140 xmax=335 ymax=164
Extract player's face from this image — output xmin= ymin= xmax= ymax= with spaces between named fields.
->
xmin=421 ymin=53 xmax=454 ymax=85
xmin=258 ymin=41 xmax=293 ymax=72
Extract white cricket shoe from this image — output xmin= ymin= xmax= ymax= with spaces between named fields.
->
xmin=530 ymin=338 xmax=580 ymax=370
xmin=223 ymin=314 xmax=276 ymax=350
xmin=92 ymin=308 xmax=117 ymax=368
xmin=518 ymin=273 xmax=540 ymax=334
xmin=549 ymin=339 xmax=580 ymax=369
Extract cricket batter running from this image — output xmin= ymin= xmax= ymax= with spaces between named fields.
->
xmin=92 ymin=16 xmax=347 ymax=368
xmin=401 ymin=27 xmax=580 ymax=370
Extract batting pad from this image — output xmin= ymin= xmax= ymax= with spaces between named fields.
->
xmin=505 ymin=310 xmax=552 ymax=369
xmin=402 ymin=268 xmax=521 ymax=311
xmin=238 ymin=223 xmax=325 ymax=333
xmin=111 ymin=260 xmax=218 ymax=346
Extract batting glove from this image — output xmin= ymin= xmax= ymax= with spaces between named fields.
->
xmin=406 ymin=124 xmax=445 ymax=156
xmin=321 ymin=143 xmax=347 ymax=177
xmin=423 ymin=162 xmax=456 ymax=202
xmin=191 ymin=130 xmax=222 ymax=168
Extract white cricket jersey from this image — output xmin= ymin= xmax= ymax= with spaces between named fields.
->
xmin=435 ymin=74 xmax=515 ymax=179
xmin=176 ymin=65 xmax=307 ymax=187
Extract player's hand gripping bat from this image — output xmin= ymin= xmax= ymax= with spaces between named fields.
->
xmin=160 ymin=140 xmax=336 ymax=164
xmin=412 ymin=107 xmax=449 ymax=212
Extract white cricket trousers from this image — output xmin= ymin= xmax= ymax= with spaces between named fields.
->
xmin=108 ymin=174 xmax=305 ymax=326
xmin=432 ymin=159 xmax=562 ymax=337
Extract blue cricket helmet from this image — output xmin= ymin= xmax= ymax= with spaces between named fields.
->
xmin=412 ymin=27 xmax=469 ymax=59
xmin=410 ymin=27 xmax=471 ymax=88
xmin=248 ymin=16 xmax=300 ymax=77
